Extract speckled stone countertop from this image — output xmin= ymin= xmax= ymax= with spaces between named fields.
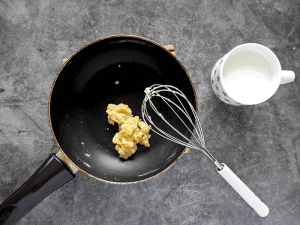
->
xmin=1 ymin=0 xmax=300 ymax=224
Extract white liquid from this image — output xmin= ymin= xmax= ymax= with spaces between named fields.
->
xmin=223 ymin=51 xmax=275 ymax=104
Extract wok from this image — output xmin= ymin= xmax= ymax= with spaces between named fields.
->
xmin=0 ymin=35 xmax=197 ymax=224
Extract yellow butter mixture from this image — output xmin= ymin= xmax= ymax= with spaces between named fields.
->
xmin=106 ymin=103 xmax=151 ymax=159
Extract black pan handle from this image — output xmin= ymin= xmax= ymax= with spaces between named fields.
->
xmin=0 ymin=153 xmax=75 ymax=225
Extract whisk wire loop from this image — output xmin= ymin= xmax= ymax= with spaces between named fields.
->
xmin=142 ymin=95 xmax=197 ymax=149
xmin=142 ymin=84 xmax=221 ymax=167
xmin=158 ymin=87 xmax=206 ymax=148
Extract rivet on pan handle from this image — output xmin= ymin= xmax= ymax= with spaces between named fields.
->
xmin=61 ymin=45 xmax=176 ymax=65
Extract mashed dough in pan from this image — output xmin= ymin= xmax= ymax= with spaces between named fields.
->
xmin=106 ymin=103 xmax=151 ymax=159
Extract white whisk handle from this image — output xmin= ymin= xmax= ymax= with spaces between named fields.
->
xmin=217 ymin=163 xmax=269 ymax=217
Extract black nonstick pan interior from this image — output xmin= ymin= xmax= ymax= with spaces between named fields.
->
xmin=0 ymin=36 xmax=198 ymax=225
xmin=49 ymin=36 xmax=197 ymax=183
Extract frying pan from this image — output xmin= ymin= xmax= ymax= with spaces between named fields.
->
xmin=0 ymin=35 xmax=197 ymax=224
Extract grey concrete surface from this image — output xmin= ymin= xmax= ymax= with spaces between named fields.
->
xmin=1 ymin=0 xmax=300 ymax=224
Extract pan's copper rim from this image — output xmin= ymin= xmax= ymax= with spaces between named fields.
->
xmin=48 ymin=35 xmax=198 ymax=184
